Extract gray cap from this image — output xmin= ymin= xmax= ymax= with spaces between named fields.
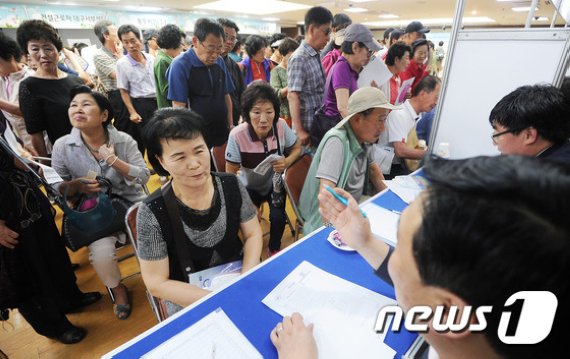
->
xmin=336 ymin=87 xmax=400 ymax=128
xmin=334 ymin=24 xmax=381 ymax=52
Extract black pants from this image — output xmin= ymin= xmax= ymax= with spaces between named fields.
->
xmin=384 ymin=163 xmax=411 ymax=180
xmin=107 ymin=89 xmax=130 ymax=133
xmin=247 ymin=189 xmax=287 ymax=251
xmin=117 ymin=96 xmax=157 ymax=155
xmin=18 ymin=297 xmax=75 ymax=338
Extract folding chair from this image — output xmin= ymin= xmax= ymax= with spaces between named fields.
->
xmin=282 ymin=154 xmax=312 ymax=242
xmin=124 ymin=203 xmax=169 ymax=322
xmin=211 ymin=142 xmax=227 ymax=172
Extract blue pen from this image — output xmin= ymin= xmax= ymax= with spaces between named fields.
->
xmin=324 ymin=185 xmax=367 ymax=218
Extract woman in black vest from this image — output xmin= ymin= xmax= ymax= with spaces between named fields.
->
xmin=137 ymin=108 xmax=262 ymax=316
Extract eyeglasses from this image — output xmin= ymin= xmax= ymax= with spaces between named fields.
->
xmin=199 ymin=41 xmax=223 ymax=54
xmin=224 ymin=33 xmax=238 ymax=43
xmin=491 ymin=128 xmax=518 ymax=144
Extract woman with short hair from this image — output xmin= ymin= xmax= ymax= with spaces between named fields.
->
xmin=137 ymin=107 xmax=263 ymax=316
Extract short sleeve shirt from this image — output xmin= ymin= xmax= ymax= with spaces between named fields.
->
xmin=382 ymin=99 xmax=418 ymax=164
xmin=116 ymin=52 xmax=156 ymax=98
xmin=287 ymin=41 xmax=326 ymax=132
xmin=167 ymin=49 xmax=235 ymax=147
xmin=93 ymin=47 xmax=118 ymax=90
xmin=323 ymin=56 xmax=359 ymax=117
xmin=316 ymin=136 xmax=373 ymax=202
xmin=226 ymin=119 xmax=297 ymax=195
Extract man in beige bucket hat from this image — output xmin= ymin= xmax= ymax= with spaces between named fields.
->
xmin=298 ymin=87 xmax=400 ymax=234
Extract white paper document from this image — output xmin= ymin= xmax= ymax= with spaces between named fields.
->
xmin=29 ymin=160 xmax=64 ymax=184
xmin=142 ymin=308 xmax=262 ymax=359
xmin=386 ymin=175 xmax=428 ymax=204
xmin=361 ymin=202 xmax=400 ymax=246
xmin=189 ymin=260 xmax=242 ymax=291
xmin=262 ymin=261 xmax=397 ymax=359
xmin=358 ymin=56 xmax=393 ymax=89
xmin=253 ymin=154 xmax=282 ymax=175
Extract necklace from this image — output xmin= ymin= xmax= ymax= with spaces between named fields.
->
xmin=81 ymin=131 xmax=109 ymax=153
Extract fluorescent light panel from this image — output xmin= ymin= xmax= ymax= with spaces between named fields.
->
xmin=512 ymin=6 xmax=539 ymax=11
xmin=344 ymin=7 xmax=368 ymax=13
xmin=363 ymin=17 xmax=496 ymax=27
xmin=194 ymin=0 xmax=310 ymax=15
xmin=378 ymin=14 xmax=399 ymax=19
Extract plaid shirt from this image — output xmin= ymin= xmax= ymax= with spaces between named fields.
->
xmin=287 ymin=41 xmax=326 ymax=132
xmin=93 ymin=47 xmax=118 ymax=91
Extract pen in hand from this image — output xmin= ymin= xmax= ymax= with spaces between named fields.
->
xmin=324 ymin=185 xmax=367 ymax=218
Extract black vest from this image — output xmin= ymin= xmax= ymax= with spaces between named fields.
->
xmin=144 ymin=173 xmax=243 ymax=282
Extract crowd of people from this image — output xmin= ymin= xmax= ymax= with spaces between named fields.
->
xmin=0 ymin=4 xmax=569 ymax=358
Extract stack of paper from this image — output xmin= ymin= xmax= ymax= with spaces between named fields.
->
xmin=263 ymin=261 xmax=397 ymax=359
xmin=360 ymin=202 xmax=400 ymax=246
xmin=142 ymin=308 xmax=261 ymax=359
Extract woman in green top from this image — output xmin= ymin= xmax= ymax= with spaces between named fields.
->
xmin=154 ymin=24 xmax=184 ymax=109
xmin=270 ymin=38 xmax=299 ymax=128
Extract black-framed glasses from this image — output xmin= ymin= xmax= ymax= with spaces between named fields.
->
xmin=319 ymin=27 xmax=332 ymax=36
xmin=199 ymin=41 xmax=223 ymax=54
xmin=224 ymin=33 xmax=238 ymax=43
xmin=491 ymin=128 xmax=518 ymax=144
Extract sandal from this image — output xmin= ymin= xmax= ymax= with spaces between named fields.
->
xmin=109 ymin=284 xmax=131 ymax=320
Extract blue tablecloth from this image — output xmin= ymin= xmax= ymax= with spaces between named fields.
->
xmin=110 ymin=190 xmax=417 ymax=358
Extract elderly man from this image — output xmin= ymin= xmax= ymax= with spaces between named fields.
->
xmin=218 ymin=18 xmax=245 ymax=126
xmin=93 ymin=20 xmax=130 ymax=136
xmin=167 ymin=18 xmax=235 ymax=148
xmin=490 ymin=84 xmax=570 ymax=165
xmin=272 ymin=155 xmax=568 ymax=359
xmin=403 ymin=20 xmax=430 ymax=45
xmin=379 ymin=75 xmax=441 ymax=178
xmin=298 ymin=87 xmax=398 ymax=234
xmin=116 ymin=23 xmax=157 ymax=154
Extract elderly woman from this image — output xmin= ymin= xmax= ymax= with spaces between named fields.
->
xmin=401 ymin=39 xmax=430 ymax=94
xmin=51 ymin=85 xmax=150 ymax=320
xmin=137 ymin=108 xmax=263 ymax=316
xmin=226 ymin=82 xmax=301 ymax=255
xmin=270 ymin=38 xmax=299 ymax=128
xmin=17 ymin=20 xmax=85 ymax=157
xmin=240 ymin=35 xmax=273 ymax=85
xmin=312 ymin=24 xmax=380 ymax=147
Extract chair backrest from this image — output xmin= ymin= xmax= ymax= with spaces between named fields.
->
xmin=124 ymin=202 xmax=169 ymax=322
xmin=283 ymin=154 xmax=312 ymax=222
xmin=211 ymin=142 xmax=227 ymax=172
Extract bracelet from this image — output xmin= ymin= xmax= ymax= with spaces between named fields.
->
xmin=107 ymin=155 xmax=119 ymax=167
xmin=104 ymin=154 xmax=115 ymax=163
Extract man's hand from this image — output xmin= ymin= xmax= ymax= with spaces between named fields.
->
xmin=318 ymin=186 xmax=372 ymax=252
xmin=270 ymin=313 xmax=317 ymax=359
xmin=0 ymin=220 xmax=19 ymax=249
xmin=129 ymin=112 xmax=142 ymax=124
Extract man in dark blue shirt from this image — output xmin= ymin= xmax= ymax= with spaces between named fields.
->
xmin=167 ymin=18 xmax=235 ymax=148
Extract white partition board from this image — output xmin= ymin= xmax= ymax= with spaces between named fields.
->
xmin=431 ymin=29 xmax=570 ymax=159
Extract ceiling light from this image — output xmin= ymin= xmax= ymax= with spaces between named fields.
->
xmin=350 ymin=0 xmax=374 ymax=2
xmin=378 ymin=14 xmax=399 ymax=19
xmin=512 ymin=6 xmax=539 ymax=12
xmin=262 ymin=17 xmax=280 ymax=22
xmin=195 ymin=0 xmax=310 ymax=15
xmin=344 ymin=7 xmax=368 ymax=13
xmin=363 ymin=17 xmax=496 ymax=27
xmin=124 ymin=5 xmax=165 ymax=12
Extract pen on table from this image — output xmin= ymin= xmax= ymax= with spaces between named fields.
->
xmin=390 ymin=209 xmax=402 ymax=215
xmin=324 ymin=185 xmax=367 ymax=218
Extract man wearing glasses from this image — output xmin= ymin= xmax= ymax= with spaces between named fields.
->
xmin=490 ymin=84 xmax=570 ymax=165
xmin=167 ymin=18 xmax=235 ymax=148
xmin=287 ymin=6 xmax=333 ymax=150
xmin=218 ymin=18 xmax=245 ymax=126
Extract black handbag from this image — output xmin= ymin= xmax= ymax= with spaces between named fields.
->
xmin=309 ymin=61 xmax=343 ymax=148
xmin=60 ymin=177 xmax=132 ymax=252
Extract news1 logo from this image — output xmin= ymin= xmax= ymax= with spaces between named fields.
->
xmin=375 ymin=291 xmax=558 ymax=344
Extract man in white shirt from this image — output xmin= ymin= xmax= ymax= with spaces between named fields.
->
xmin=379 ymin=75 xmax=440 ymax=178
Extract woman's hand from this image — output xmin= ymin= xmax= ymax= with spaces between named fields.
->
xmin=0 ymin=220 xmax=19 ymax=249
xmin=270 ymin=313 xmax=317 ymax=359
xmin=272 ymin=157 xmax=288 ymax=173
xmin=64 ymin=178 xmax=100 ymax=197
xmin=98 ymin=143 xmax=116 ymax=164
